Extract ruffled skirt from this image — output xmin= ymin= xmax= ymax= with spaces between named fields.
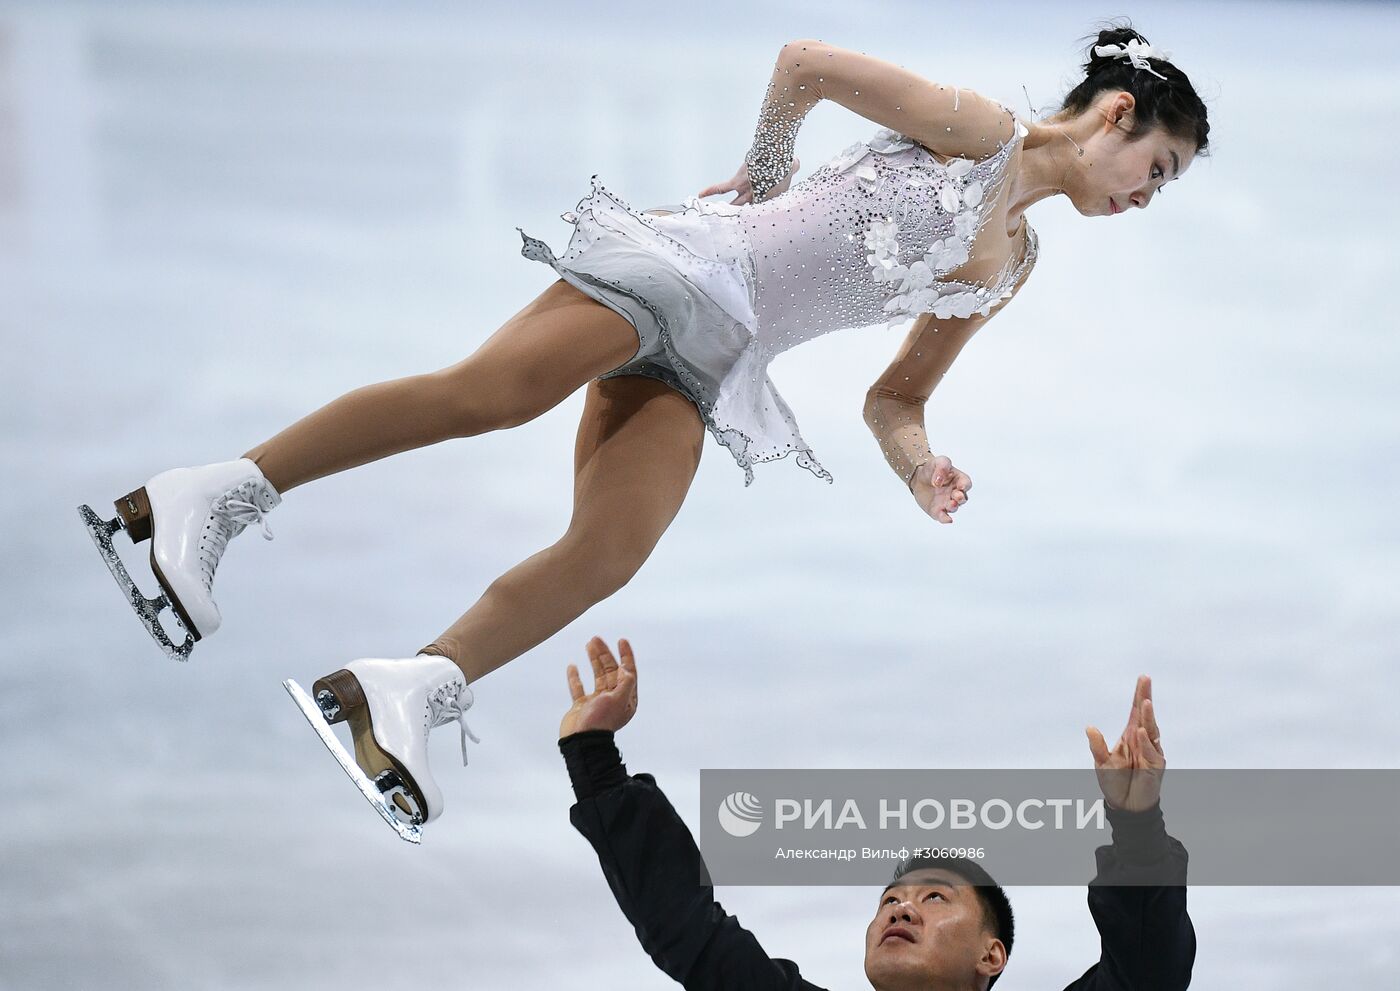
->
xmin=516 ymin=176 xmax=833 ymax=486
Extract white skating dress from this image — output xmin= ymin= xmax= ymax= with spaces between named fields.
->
xmin=517 ymin=104 xmax=1038 ymax=486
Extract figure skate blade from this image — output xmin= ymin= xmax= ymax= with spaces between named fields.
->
xmin=283 ymin=678 xmax=423 ymax=844
xmin=77 ymin=504 xmax=195 ymax=661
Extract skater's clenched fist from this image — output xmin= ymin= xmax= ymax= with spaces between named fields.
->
xmin=910 ymin=455 xmax=972 ymax=524
xmin=559 ymin=636 xmax=640 ymax=737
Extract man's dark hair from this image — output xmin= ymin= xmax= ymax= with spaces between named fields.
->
xmin=889 ymin=854 xmax=1015 ymax=989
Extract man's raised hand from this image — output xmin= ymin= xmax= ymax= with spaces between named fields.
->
xmin=559 ymin=636 xmax=639 ymax=738
xmin=1085 ymin=675 xmax=1165 ymax=812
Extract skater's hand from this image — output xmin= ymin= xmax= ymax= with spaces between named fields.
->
xmin=1086 ymin=675 xmax=1165 ymax=813
xmin=560 ymin=636 xmax=639 ymax=737
xmin=910 ymin=456 xmax=971 ymax=525
xmin=698 ymin=157 xmax=800 ymax=206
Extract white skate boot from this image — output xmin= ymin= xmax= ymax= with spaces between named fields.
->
xmin=78 ymin=457 xmax=281 ymax=660
xmin=283 ymin=654 xmax=480 ymax=844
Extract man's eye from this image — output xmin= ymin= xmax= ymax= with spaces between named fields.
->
xmin=925 ymin=892 xmax=944 ymax=901
xmin=883 ymin=895 xmax=898 ymax=905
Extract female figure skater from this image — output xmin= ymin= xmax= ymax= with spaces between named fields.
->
xmin=81 ymin=24 xmax=1209 ymax=838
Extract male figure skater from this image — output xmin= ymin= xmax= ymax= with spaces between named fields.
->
xmin=558 ymin=637 xmax=1195 ymax=990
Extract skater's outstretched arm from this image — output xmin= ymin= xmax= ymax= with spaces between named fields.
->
xmin=863 ymin=310 xmax=981 ymax=523
xmin=1063 ymin=676 xmax=1196 ymax=991
xmin=784 ymin=40 xmax=1018 ymax=160
xmin=863 ymin=254 xmax=1034 ymax=523
xmin=558 ymin=638 xmax=827 ymax=991
xmin=725 ymin=39 xmax=1016 ymax=203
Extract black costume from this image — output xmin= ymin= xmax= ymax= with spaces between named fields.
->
xmin=560 ymin=730 xmax=1196 ymax=990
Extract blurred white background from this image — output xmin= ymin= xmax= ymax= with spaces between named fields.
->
xmin=2 ymin=1 xmax=1397 ymax=988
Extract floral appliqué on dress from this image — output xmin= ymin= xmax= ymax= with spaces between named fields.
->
xmin=833 ymin=127 xmax=1018 ymax=329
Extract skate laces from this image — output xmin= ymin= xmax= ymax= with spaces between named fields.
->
xmin=428 ymin=685 xmax=481 ymax=766
xmin=223 ymin=496 xmax=275 ymax=540
xmin=197 ymin=482 xmax=278 ymax=587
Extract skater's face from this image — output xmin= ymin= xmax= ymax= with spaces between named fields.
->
xmin=1065 ymin=93 xmax=1196 ymax=218
xmin=862 ymin=868 xmax=1006 ymax=989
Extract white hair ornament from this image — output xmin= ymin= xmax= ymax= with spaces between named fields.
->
xmin=1093 ymin=38 xmax=1172 ymax=81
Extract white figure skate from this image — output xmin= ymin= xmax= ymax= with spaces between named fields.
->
xmin=283 ymin=654 xmax=480 ymax=844
xmin=78 ymin=458 xmax=281 ymax=660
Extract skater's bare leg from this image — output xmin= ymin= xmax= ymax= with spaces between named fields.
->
xmin=417 ymin=374 xmax=704 ymax=682
xmin=241 ymin=280 xmax=641 ymax=493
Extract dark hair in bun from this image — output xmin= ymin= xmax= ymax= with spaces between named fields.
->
xmin=1059 ymin=19 xmax=1210 ymax=155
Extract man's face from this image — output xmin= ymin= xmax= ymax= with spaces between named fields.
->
xmin=862 ymin=868 xmax=1005 ymax=990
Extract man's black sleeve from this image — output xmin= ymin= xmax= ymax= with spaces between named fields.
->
xmin=1062 ymin=802 xmax=1197 ymax=991
xmin=561 ymin=730 xmax=827 ymax=991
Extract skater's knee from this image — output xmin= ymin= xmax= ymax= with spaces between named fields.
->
xmin=557 ymin=527 xmax=652 ymax=598
xmin=587 ymin=556 xmax=643 ymax=599
xmin=427 ymin=363 xmax=558 ymax=436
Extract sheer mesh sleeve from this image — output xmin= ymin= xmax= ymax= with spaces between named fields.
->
xmin=863 ymin=235 xmax=1036 ymax=490
xmin=743 ymin=44 xmax=819 ymax=201
xmin=745 ymin=40 xmax=1018 ymax=202
xmin=863 ymin=314 xmax=981 ymax=488
xmin=813 ymin=41 xmax=1017 ymax=152
xmin=864 ymin=386 xmax=935 ymax=489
